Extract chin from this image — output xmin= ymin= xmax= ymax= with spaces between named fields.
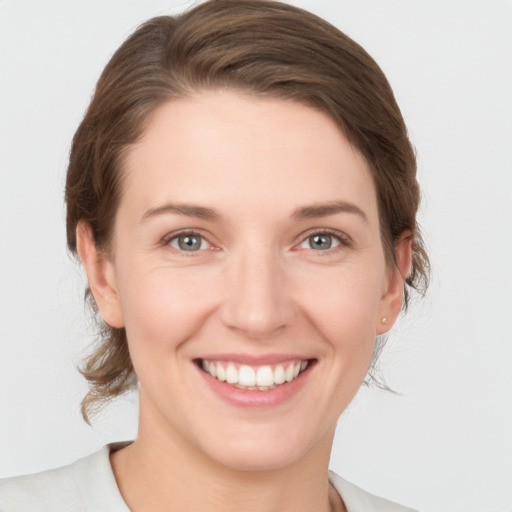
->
xmin=194 ymin=422 xmax=332 ymax=473
xmin=209 ymin=444 xmax=307 ymax=472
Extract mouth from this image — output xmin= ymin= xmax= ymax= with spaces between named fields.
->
xmin=196 ymin=358 xmax=315 ymax=391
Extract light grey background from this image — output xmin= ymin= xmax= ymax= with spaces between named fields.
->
xmin=1 ymin=1 xmax=511 ymax=511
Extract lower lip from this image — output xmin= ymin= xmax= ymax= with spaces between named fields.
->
xmin=197 ymin=363 xmax=313 ymax=408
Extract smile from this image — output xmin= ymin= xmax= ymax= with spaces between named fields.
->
xmin=198 ymin=359 xmax=312 ymax=391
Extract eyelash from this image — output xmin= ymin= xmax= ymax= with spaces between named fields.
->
xmin=161 ymin=230 xmax=214 ymax=254
xmin=161 ymin=228 xmax=352 ymax=254
xmin=297 ymin=228 xmax=353 ymax=253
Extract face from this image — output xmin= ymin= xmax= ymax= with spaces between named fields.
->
xmin=81 ymin=91 xmax=407 ymax=471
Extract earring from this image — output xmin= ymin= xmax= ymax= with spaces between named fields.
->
xmin=381 ymin=317 xmax=388 ymax=324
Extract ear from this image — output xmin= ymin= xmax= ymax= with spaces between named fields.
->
xmin=376 ymin=232 xmax=413 ymax=335
xmin=76 ymin=222 xmax=124 ymax=328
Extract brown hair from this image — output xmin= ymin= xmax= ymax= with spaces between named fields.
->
xmin=65 ymin=0 xmax=429 ymax=422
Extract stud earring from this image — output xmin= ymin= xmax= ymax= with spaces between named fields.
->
xmin=381 ymin=317 xmax=388 ymax=324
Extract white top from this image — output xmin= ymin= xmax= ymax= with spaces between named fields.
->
xmin=0 ymin=443 xmax=418 ymax=512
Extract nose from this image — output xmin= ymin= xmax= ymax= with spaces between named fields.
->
xmin=219 ymin=245 xmax=295 ymax=340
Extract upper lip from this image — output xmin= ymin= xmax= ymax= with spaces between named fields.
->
xmin=196 ymin=353 xmax=314 ymax=366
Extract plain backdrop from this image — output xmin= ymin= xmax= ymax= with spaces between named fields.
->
xmin=1 ymin=1 xmax=511 ymax=511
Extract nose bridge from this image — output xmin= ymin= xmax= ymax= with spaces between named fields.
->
xmin=220 ymin=239 xmax=293 ymax=339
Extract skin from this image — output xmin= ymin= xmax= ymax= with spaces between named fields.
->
xmin=77 ymin=90 xmax=411 ymax=512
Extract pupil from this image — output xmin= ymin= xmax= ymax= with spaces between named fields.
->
xmin=311 ymin=234 xmax=331 ymax=250
xmin=179 ymin=236 xmax=201 ymax=251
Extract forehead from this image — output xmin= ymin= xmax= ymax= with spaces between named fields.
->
xmin=120 ymin=91 xmax=378 ymax=223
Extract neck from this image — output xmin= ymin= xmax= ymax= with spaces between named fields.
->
xmin=110 ymin=400 xmax=343 ymax=512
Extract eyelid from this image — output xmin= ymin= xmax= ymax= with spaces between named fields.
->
xmin=159 ymin=227 xmax=352 ymax=253
xmin=161 ymin=229 xmax=216 ymax=252
xmin=295 ymin=228 xmax=353 ymax=250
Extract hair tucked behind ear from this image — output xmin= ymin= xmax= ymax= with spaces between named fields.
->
xmin=66 ymin=0 xmax=429 ymax=423
xmin=78 ymin=291 xmax=136 ymax=422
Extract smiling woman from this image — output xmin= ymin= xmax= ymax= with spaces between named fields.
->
xmin=83 ymin=92 xmax=404 ymax=478
xmin=0 ymin=1 xmax=429 ymax=511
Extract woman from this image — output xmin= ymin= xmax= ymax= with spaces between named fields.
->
xmin=0 ymin=1 xmax=428 ymax=510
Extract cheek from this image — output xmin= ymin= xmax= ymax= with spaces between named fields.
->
xmin=116 ymin=263 xmax=218 ymax=352
xmin=297 ymin=263 xmax=383 ymax=352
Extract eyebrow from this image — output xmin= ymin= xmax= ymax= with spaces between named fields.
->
xmin=141 ymin=200 xmax=367 ymax=223
xmin=141 ymin=203 xmax=219 ymax=222
xmin=292 ymin=201 xmax=368 ymax=223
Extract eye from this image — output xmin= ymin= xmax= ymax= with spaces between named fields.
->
xmin=168 ymin=233 xmax=210 ymax=252
xmin=300 ymin=232 xmax=341 ymax=251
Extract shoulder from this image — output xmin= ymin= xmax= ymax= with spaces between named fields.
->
xmin=0 ymin=443 xmax=129 ymax=512
xmin=0 ymin=461 xmax=80 ymax=511
xmin=329 ymin=471 xmax=419 ymax=512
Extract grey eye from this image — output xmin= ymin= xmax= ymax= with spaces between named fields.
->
xmin=301 ymin=233 xmax=340 ymax=251
xmin=170 ymin=234 xmax=208 ymax=251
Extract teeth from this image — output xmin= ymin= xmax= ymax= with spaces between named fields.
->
xmin=216 ymin=364 xmax=226 ymax=382
xmin=256 ymin=366 xmax=274 ymax=387
xmin=284 ymin=363 xmax=294 ymax=382
xmin=239 ymin=365 xmax=256 ymax=386
xmin=226 ymin=363 xmax=238 ymax=384
xmin=200 ymin=359 xmax=310 ymax=390
xmin=274 ymin=365 xmax=285 ymax=384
